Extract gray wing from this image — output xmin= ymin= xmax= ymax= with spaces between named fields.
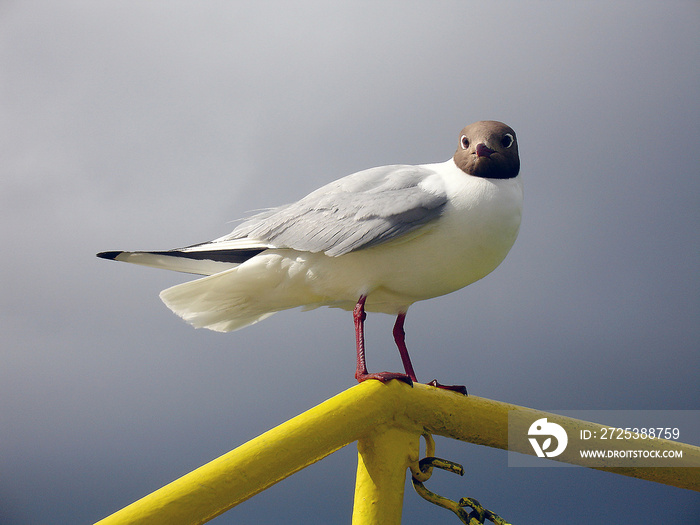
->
xmin=223 ymin=164 xmax=448 ymax=256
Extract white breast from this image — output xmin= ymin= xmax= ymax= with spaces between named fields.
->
xmin=298 ymin=159 xmax=524 ymax=313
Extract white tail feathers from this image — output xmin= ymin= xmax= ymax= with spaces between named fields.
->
xmin=158 ymin=254 xmax=312 ymax=332
xmin=158 ymin=271 xmax=278 ymax=332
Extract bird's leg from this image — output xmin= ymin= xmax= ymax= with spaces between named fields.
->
xmin=394 ymin=312 xmax=468 ymax=396
xmin=353 ymin=296 xmax=369 ymax=377
xmin=354 ymin=296 xmax=413 ymax=386
xmin=392 ymin=313 xmax=417 ymax=382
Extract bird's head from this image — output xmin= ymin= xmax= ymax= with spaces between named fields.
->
xmin=453 ymin=120 xmax=520 ymax=179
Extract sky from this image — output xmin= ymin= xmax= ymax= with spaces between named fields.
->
xmin=1 ymin=1 xmax=699 ymax=523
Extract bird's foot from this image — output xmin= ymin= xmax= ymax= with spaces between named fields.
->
xmin=356 ymin=371 xmax=414 ymax=387
xmin=427 ymin=379 xmax=468 ymax=396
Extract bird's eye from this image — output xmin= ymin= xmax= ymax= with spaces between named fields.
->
xmin=501 ymin=133 xmax=514 ymax=148
xmin=460 ymin=135 xmax=469 ymax=149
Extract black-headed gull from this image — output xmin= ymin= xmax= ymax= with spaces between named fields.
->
xmin=98 ymin=120 xmax=522 ymax=393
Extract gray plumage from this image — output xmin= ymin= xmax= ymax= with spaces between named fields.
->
xmin=222 ymin=164 xmax=447 ymax=256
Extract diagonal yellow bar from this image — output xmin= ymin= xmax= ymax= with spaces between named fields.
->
xmin=95 ymin=381 xmax=421 ymax=525
xmin=95 ymin=381 xmax=700 ymax=524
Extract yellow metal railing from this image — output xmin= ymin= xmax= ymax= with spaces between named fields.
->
xmin=95 ymin=380 xmax=700 ymax=524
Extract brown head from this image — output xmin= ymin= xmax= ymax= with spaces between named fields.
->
xmin=453 ymin=120 xmax=519 ymax=179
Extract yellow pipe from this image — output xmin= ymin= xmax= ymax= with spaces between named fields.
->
xmin=95 ymin=382 xmax=415 ymax=525
xmin=403 ymin=385 xmax=700 ymax=490
xmin=96 ymin=381 xmax=699 ymax=524
xmin=352 ymin=426 xmax=420 ymax=524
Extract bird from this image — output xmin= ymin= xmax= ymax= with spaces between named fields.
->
xmin=98 ymin=120 xmax=523 ymax=394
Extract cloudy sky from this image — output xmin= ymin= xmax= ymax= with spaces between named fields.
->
xmin=1 ymin=1 xmax=698 ymax=523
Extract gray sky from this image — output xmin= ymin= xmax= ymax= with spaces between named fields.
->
xmin=1 ymin=1 xmax=698 ymax=523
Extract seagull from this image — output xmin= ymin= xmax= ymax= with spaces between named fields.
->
xmin=98 ymin=120 xmax=522 ymax=394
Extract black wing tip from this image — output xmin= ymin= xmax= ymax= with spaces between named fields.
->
xmin=96 ymin=251 xmax=122 ymax=260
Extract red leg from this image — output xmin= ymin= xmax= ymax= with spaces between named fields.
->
xmin=393 ymin=313 xmax=417 ymax=382
xmin=354 ymin=296 xmax=412 ymax=386
xmin=395 ymin=311 xmax=468 ymax=396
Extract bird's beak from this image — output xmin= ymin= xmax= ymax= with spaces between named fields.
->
xmin=476 ymin=143 xmax=495 ymax=158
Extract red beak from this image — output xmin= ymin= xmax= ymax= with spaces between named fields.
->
xmin=476 ymin=143 xmax=494 ymax=158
